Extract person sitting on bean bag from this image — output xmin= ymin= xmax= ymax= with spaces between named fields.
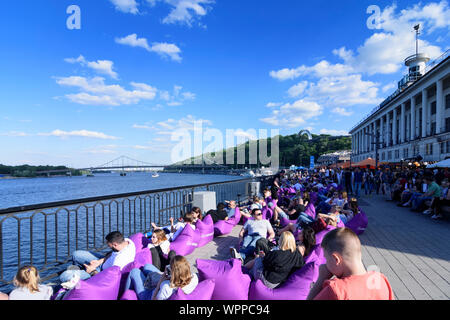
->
xmin=318 ymin=200 xmax=360 ymax=226
xmin=205 ymin=203 xmax=229 ymax=224
xmin=9 ymin=266 xmax=53 ymax=300
xmin=230 ymin=208 xmax=275 ymax=264
xmin=191 ymin=207 xmax=203 ymax=222
xmin=243 ymin=232 xmax=304 ymax=289
xmin=59 ymin=231 xmax=136 ymax=286
xmin=151 ymin=212 xmax=196 ymax=242
xmin=124 ymin=255 xmax=199 ymax=300
xmin=307 ymin=228 xmax=394 ymax=300
xmin=147 ymin=229 xmax=176 ymax=272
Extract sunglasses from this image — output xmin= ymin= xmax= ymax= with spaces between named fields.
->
xmin=254 ymin=212 xmax=262 ymax=216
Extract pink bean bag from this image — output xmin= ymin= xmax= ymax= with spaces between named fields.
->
xmin=119 ymin=248 xmax=152 ymax=296
xmin=196 ymin=258 xmax=251 ymax=300
xmin=170 ymin=225 xmax=200 ymax=256
xmin=63 ymin=266 xmax=122 ymax=300
xmin=120 ymin=289 xmax=138 ymax=300
xmin=304 ymin=244 xmax=326 ymax=267
xmin=196 ymin=214 xmax=215 ymax=247
xmin=304 ymin=203 xmax=316 ymax=219
xmin=228 ymin=207 xmax=241 ymax=226
xmin=315 ymin=225 xmax=336 ymax=245
xmin=337 ymin=219 xmax=345 ymax=228
xmin=262 ymin=206 xmax=273 ymax=221
xmin=280 ymin=216 xmax=297 ymax=227
xmin=345 ymin=210 xmax=368 ymax=235
xmin=129 ymin=233 xmax=151 ymax=253
xmin=248 ymin=262 xmax=318 ymax=300
xmin=169 ymin=279 xmax=216 ymax=300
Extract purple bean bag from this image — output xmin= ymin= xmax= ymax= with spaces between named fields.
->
xmin=196 ymin=258 xmax=251 ymax=300
xmin=214 ymin=220 xmax=235 ymax=236
xmin=262 ymin=206 xmax=273 ymax=221
xmin=280 ymin=216 xmax=297 ymax=227
xmin=170 ymin=225 xmax=200 ymax=256
xmin=315 ymin=225 xmax=336 ymax=245
xmin=228 ymin=207 xmax=242 ymax=226
xmin=304 ymin=244 xmax=326 ymax=267
xmin=304 ymin=203 xmax=316 ymax=219
xmin=345 ymin=210 xmax=368 ymax=235
xmin=63 ymin=266 xmax=122 ymax=300
xmin=248 ymin=262 xmax=318 ymax=300
xmin=120 ymin=289 xmax=138 ymax=300
xmin=169 ymin=279 xmax=216 ymax=300
xmin=129 ymin=233 xmax=151 ymax=253
xmin=119 ymin=248 xmax=152 ymax=296
xmin=310 ymin=192 xmax=318 ymax=205
xmin=196 ymin=214 xmax=215 ymax=247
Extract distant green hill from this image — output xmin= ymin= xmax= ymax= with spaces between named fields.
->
xmin=177 ymin=132 xmax=351 ymax=168
xmin=0 ymin=164 xmax=82 ymax=177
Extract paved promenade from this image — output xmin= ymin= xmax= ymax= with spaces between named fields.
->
xmin=186 ymin=194 xmax=450 ymax=300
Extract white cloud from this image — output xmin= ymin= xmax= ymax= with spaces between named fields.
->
xmin=332 ymin=107 xmax=354 ymax=117
xmin=182 ymin=92 xmax=196 ymax=100
xmin=270 ymin=61 xmax=353 ymax=81
xmin=115 ymin=34 xmax=182 ymax=62
xmin=287 ymin=81 xmax=308 ymax=98
xmin=110 ymin=0 xmax=139 ymax=14
xmin=306 ymin=74 xmax=382 ymax=107
xmin=56 ymin=76 xmax=157 ymax=106
xmin=155 ymin=115 xmax=213 ymax=135
xmin=150 ymin=42 xmax=182 ymax=62
xmin=132 ymin=124 xmax=154 ymax=130
xmin=158 ymin=0 xmax=214 ymax=26
xmin=115 ymin=34 xmax=151 ymax=51
xmin=382 ymin=82 xmax=397 ymax=93
xmin=260 ymin=99 xmax=323 ymax=128
xmin=319 ymin=129 xmax=350 ymax=136
xmin=266 ymin=102 xmax=282 ymax=108
xmin=1 ymin=131 xmax=28 ymax=137
xmin=65 ymin=55 xmax=119 ymax=79
xmin=265 ymin=1 xmax=450 ymax=127
xmin=39 ymin=129 xmax=119 ymax=140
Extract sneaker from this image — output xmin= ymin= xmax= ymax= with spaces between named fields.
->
xmin=66 ymin=265 xmax=81 ymax=271
xmin=61 ymin=273 xmax=80 ymax=290
xmin=431 ymin=214 xmax=443 ymax=220
xmin=230 ymin=247 xmax=243 ymax=263
xmin=402 ymin=203 xmax=410 ymax=207
xmin=423 ymin=209 xmax=432 ymax=215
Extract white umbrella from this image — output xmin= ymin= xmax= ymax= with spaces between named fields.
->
xmin=427 ymin=158 xmax=450 ymax=168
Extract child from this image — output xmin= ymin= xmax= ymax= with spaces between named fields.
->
xmin=9 ymin=266 xmax=53 ymax=300
xmin=152 ymin=212 xmax=196 ymax=242
xmin=307 ymin=228 xmax=394 ymax=300
xmin=148 ymin=229 xmax=175 ymax=272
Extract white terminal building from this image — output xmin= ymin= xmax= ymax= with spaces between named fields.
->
xmin=349 ymin=26 xmax=450 ymax=164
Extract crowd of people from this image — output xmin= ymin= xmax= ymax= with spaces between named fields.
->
xmin=313 ymin=165 xmax=450 ymax=220
xmin=7 ymin=164 xmax=448 ymax=300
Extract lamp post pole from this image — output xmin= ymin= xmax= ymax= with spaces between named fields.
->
xmin=364 ymin=131 xmax=383 ymax=169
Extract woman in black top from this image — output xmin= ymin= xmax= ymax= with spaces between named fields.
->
xmin=244 ymin=231 xmax=304 ymax=289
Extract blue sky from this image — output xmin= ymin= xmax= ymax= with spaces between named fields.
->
xmin=0 ymin=0 xmax=449 ymax=167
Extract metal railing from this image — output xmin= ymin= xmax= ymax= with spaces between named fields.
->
xmin=0 ymin=175 xmax=274 ymax=290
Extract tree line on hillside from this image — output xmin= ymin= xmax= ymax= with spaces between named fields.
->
xmin=0 ymin=164 xmax=82 ymax=177
xmin=180 ymin=132 xmax=351 ymax=168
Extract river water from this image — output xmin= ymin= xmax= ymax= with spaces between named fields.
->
xmin=0 ymin=172 xmax=246 ymax=288
xmin=0 ymin=172 xmax=243 ymax=210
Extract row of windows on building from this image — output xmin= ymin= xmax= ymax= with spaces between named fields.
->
xmin=355 ymin=94 xmax=450 ymax=154
xmin=379 ymin=140 xmax=450 ymax=161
